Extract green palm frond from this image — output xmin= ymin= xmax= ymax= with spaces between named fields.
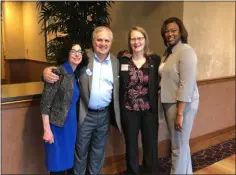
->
xmin=37 ymin=1 xmax=114 ymax=64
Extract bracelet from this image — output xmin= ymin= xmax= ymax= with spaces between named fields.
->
xmin=177 ymin=113 xmax=183 ymax=116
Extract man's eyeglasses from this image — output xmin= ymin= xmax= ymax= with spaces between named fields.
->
xmin=70 ymin=49 xmax=84 ymax=55
xmin=130 ymin=37 xmax=145 ymax=43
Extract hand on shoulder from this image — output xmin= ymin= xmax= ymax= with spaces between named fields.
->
xmin=149 ymin=53 xmax=161 ymax=60
xmin=43 ymin=66 xmax=60 ymax=83
xmin=117 ymin=50 xmax=131 ymax=59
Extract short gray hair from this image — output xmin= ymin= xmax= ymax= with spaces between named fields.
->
xmin=92 ymin=26 xmax=113 ymax=41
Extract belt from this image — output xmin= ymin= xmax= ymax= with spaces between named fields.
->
xmin=88 ymin=106 xmax=108 ymax=112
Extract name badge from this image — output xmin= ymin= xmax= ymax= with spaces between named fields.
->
xmin=121 ymin=64 xmax=129 ymax=71
xmin=86 ymin=69 xmax=92 ymax=76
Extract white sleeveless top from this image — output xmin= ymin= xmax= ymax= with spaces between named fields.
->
xmin=158 ymin=62 xmax=165 ymax=77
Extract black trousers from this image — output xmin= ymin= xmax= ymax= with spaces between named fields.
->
xmin=121 ymin=109 xmax=158 ymax=175
xmin=50 ymin=168 xmax=74 ymax=175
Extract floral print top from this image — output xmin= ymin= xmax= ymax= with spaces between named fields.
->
xmin=124 ymin=58 xmax=150 ymax=111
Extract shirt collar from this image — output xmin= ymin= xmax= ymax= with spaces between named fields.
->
xmin=170 ymin=40 xmax=183 ymax=53
xmin=94 ymin=53 xmax=111 ymax=64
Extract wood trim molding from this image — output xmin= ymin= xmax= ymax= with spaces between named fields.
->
xmin=2 ymin=75 xmax=235 ymax=105
xmin=102 ymin=125 xmax=236 ymax=174
xmin=1 ymin=94 xmax=42 ymax=104
xmin=1 ymin=78 xmax=7 ymax=84
xmin=1 ymin=99 xmax=40 ymax=110
xmin=4 ymin=58 xmax=48 ymax=64
xmin=190 ymin=125 xmax=235 ymax=153
xmin=197 ymin=75 xmax=235 ymax=85
xmin=4 ymin=59 xmax=49 ymax=84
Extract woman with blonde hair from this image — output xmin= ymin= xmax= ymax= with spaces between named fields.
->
xmin=118 ymin=26 xmax=161 ymax=174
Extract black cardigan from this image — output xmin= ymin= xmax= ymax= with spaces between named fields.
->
xmin=119 ymin=53 xmax=161 ymax=115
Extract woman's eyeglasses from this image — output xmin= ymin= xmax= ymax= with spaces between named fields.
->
xmin=130 ymin=37 xmax=145 ymax=43
xmin=70 ymin=49 xmax=84 ymax=55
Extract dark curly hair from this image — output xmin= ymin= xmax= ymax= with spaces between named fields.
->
xmin=56 ymin=40 xmax=89 ymax=70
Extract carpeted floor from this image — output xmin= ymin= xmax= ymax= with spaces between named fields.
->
xmin=118 ymin=138 xmax=236 ymax=174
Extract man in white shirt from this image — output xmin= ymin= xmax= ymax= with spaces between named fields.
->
xmin=42 ymin=26 xmax=122 ymax=175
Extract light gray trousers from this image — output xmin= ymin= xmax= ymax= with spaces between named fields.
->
xmin=162 ymin=100 xmax=199 ymax=174
xmin=74 ymin=108 xmax=109 ymax=175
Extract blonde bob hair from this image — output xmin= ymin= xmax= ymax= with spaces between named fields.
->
xmin=128 ymin=26 xmax=151 ymax=57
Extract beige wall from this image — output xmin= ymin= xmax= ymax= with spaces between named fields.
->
xmin=110 ymin=2 xmax=235 ymax=80
xmin=109 ymin=1 xmax=235 ymax=144
xmin=183 ymin=2 xmax=235 ymax=80
xmin=3 ymin=2 xmax=25 ymax=59
xmin=2 ymin=2 xmax=46 ymax=62
xmin=110 ymin=2 xmax=184 ymax=56
xmin=22 ymin=2 xmax=46 ymax=62
xmin=2 ymin=2 xmax=234 ymax=80
xmin=109 ymin=1 xmax=184 ymax=145
xmin=2 ymin=78 xmax=235 ymax=174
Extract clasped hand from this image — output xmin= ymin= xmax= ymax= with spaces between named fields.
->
xmin=43 ymin=129 xmax=54 ymax=144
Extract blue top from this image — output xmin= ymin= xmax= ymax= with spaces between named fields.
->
xmin=64 ymin=61 xmax=75 ymax=75
xmin=44 ymin=61 xmax=79 ymax=172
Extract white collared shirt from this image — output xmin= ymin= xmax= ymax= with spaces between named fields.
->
xmin=88 ymin=53 xmax=114 ymax=109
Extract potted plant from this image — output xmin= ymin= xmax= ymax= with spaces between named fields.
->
xmin=37 ymin=1 xmax=113 ymax=64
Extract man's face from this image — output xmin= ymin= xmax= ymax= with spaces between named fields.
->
xmin=92 ymin=30 xmax=112 ymax=57
xmin=164 ymin=22 xmax=181 ymax=47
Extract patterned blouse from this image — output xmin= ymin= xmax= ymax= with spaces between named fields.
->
xmin=124 ymin=58 xmax=150 ymax=111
